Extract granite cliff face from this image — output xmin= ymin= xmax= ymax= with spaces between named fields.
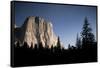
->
xmin=14 ymin=16 xmax=58 ymax=48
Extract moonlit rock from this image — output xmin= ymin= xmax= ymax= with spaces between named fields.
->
xmin=15 ymin=16 xmax=58 ymax=48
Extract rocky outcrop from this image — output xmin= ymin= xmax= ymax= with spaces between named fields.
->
xmin=14 ymin=16 xmax=58 ymax=48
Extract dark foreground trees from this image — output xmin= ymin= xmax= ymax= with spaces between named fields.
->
xmin=13 ymin=41 xmax=97 ymax=67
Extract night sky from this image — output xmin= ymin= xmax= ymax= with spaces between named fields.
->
xmin=14 ymin=2 xmax=97 ymax=48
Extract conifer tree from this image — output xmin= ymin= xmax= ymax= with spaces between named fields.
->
xmin=57 ymin=36 xmax=61 ymax=49
xmin=76 ymin=33 xmax=81 ymax=49
xmin=81 ymin=17 xmax=95 ymax=48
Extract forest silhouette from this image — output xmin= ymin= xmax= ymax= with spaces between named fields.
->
xmin=12 ymin=17 xmax=97 ymax=67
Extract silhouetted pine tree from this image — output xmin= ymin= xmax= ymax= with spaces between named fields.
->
xmin=81 ymin=17 xmax=95 ymax=48
xmin=34 ymin=44 xmax=38 ymax=50
xmin=16 ymin=41 xmax=20 ymax=48
xmin=76 ymin=33 xmax=81 ymax=49
xmin=68 ymin=44 xmax=71 ymax=49
xmin=57 ymin=36 xmax=61 ymax=50
xmin=78 ymin=38 xmax=81 ymax=49
xmin=38 ymin=42 xmax=43 ymax=51
xmin=23 ymin=42 xmax=28 ymax=48
xmin=30 ymin=42 xmax=33 ymax=49
xmin=51 ymin=45 xmax=53 ymax=50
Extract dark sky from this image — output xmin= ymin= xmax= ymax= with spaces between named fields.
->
xmin=14 ymin=2 xmax=97 ymax=48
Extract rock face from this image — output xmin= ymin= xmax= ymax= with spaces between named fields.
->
xmin=14 ymin=16 xmax=58 ymax=48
